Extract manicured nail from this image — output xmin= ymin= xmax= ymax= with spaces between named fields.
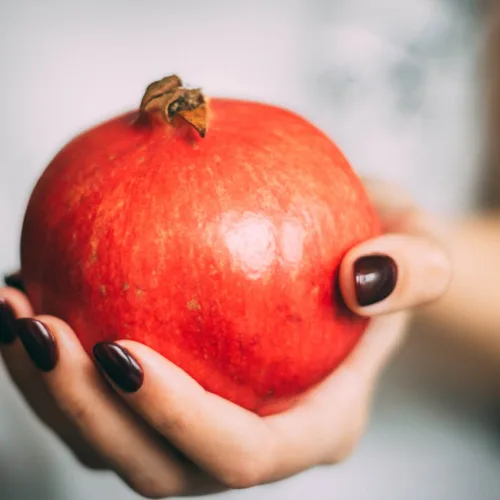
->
xmin=93 ymin=342 xmax=144 ymax=393
xmin=3 ymin=272 xmax=26 ymax=293
xmin=15 ymin=319 xmax=58 ymax=372
xmin=0 ymin=298 xmax=17 ymax=344
xmin=354 ymin=254 xmax=398 ymax=307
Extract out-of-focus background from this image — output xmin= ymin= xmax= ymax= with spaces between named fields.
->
xmin=1 ymin=1 xmax=499 ymax=499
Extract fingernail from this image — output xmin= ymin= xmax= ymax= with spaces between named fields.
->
xmin=15 ymin=319 xmax=58 ymax=372
xmin=354 ymin=254 xmax=398 ymax=307
xmin=0 ymin=298 xmax=17 ymax=344
xmin=4 ymin=272 xmax=26 ymax=293
xmin=93 ymin=342 xmax=143 ymax=393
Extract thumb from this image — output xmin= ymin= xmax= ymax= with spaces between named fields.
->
xmin=338 ymin=179 xmax=451 ymax=316
xmin=339 ymin=233 xmax=451 ymax=316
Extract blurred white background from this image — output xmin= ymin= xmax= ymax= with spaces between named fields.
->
xmin=1 ymin=1 xmax=500 ymax=499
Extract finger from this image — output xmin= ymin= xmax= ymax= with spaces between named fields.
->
xmin=3 ymin=270 xmax=26 ymax=293
xmin=1 ymin=286 xmax=34 ymax=374
xmin=339 ymin=233 xmax=451 ymax=316
xmin=1 ymin=288 xmax=37 ymax=387
xmin=265 ymin=311 xmax=409 ymax=467
xmin=94 ymin=339 xmax=276 ymax=489
xmin=95 ymin=330 xmax=403 ymax=490
xmin=0 ymin=286 xmax=34 ymax=324
xmin=11 ymin=315 xmax=216 ymax=498
xmin=0 ymin=291 xmax=105 ymax=469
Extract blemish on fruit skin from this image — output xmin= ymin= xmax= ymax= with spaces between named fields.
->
xmin=208 ymin=265 xmax=219 ymax=276
xmin=108 ymin=154 xmax=117 ymax=161
xmin=285 ymin=313 xmax=302 ymax=323
xmin=89 ymin=250 xmax=98 ymax=265
xmin=99 ymin=285 xmax=107 ymax=296
xmin=187 ymin=299 xmax=201 ymax=311
xmin=89 ymin=238 xmax=99 ymax=265
xmin=137 ymin=156 xmax=146 ymax=165
xmin=135 ymin=288 xmax=144 ymax=297
xmin=122 ymin=283 xmax=130 ymax=292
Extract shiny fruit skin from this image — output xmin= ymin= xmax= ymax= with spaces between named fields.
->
xmin=21 ymin=98 xmax=380 ymax=415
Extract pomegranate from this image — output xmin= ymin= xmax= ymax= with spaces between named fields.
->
xmin=21 ymin=75 xmax=380 ymax=415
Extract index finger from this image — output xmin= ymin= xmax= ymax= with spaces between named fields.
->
xmin=96 ymin=324 xmax=396 ymax=490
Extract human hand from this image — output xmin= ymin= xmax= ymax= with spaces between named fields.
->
xmin=0 ymin=179 xmax=451 ymax=498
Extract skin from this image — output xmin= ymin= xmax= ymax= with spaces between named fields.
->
xmin=417 ymin=214 xmax=500 ymax=364
xmin=0 ymin=179 xmax=452 ymax=498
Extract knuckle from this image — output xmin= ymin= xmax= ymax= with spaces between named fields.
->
xmin=56 ymin=394 xmax=94 ymax=425
xmin=218 ymin=454 xmax=269 ymax=490
xmin=72 ymin=452 xmax=107 ymax=471
xmin=61 ymin=437 xmax=107 ymax=471
xmin=126 ymin=474 xmax=175 ymax=499
xmin=323 ymin=432 xmax=360 ymax=465
xmin=363 ymin=178 xmax=415 ymax=212
xmin=335 ymin=433 xmax=360 ymax=463
xmin=404 ymin=239 xmax=451 ymax=305
xmin=389 ymin=206 xmax=422 ymax=234
xmin=154 ymin=409 xmax=188 ymax=437
xmin=426 ymin=247 xmax=452 ymax=295
xmin=323 ymin=402 xmax=369 ymax=466
xmin=399 ymin=209 xmax=449 ymax=251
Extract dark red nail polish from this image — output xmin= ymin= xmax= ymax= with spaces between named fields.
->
xmin=4 ymin=272 xmax=26 ymax=293
xmin=93 ymin=342 xmax=143 ymax=393
xmin=354 ymin=254 xmax=398 ymax=307
xmin=0 ymin=298 xmax=17 ymax=344
xmin=16 ymin=319 xmax=58 ymax=372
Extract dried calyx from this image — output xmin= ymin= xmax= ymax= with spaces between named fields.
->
xmin=140 ymin=75 xmax=207 ymax=138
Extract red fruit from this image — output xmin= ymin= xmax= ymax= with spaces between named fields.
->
xmin=21 ymin=75 xmax=380 ymax=415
